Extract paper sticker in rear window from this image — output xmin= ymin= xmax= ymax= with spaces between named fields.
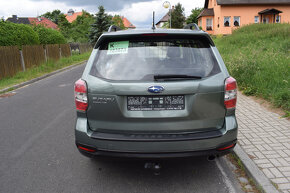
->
xmin=107 ymin=41 xmax=129 ymax=55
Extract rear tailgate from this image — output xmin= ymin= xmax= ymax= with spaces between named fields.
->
xmin=86 ymin=73 xmax=226 ymax=133
xmin=85 ymin=33 xmax=226 ymax=134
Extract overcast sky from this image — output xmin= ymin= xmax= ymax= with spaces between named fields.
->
xmin=0 ymin=0 xmax=204 ymax=28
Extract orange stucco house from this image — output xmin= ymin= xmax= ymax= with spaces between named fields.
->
xmin=197 ymin=0 xmax=290 ymax=35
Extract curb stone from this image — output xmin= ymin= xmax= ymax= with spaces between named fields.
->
xmin=233 ymin=144 xmax=280 ymax=193
xmin=0 ymin=61 xmax=87 ymax=94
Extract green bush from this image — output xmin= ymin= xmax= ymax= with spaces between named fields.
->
xmin=214 ymin=23 xmax=290 ymax=112
xmin=70 ymin=11 xmax=94 ymax=43
xmin=33 ymin=25 xmax=66 ymax=44
xmin=0 ymin=21 xmax=40 ymax=46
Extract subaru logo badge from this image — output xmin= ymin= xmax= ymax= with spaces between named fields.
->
xmin=148 ymin=86 xmax=164 ymax=93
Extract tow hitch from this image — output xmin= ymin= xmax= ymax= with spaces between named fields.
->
xmin=144 ymin=162 xmax=162 ymax=175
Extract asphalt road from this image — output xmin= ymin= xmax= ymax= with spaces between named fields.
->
xmin=0 ymin=64 xmax=243 ymax=193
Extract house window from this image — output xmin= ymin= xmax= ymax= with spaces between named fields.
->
xmin=254 ymin=16 xmax=259 ymax=23
xmin=206 ymin=18 xmax=213 ymax=31
xmin=276 ymin=15 xmax=281 ymax=23
xmin=199 ymin=19 xmax=202 ymax=28
xmin=234 ymin=16 xmax=240 ymax=26
xmin=224 ymin=16 xmax=230 ymax=27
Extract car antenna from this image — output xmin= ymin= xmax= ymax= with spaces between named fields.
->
xmin=152 ymin=11 xmax=156 ymax=30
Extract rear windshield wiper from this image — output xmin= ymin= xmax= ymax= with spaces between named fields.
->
xmin=154 ymin=74 xmax=202 ymax=81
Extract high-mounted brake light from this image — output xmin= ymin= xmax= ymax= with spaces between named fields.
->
xmin=224 ymin=77 xmax=237 ymax=109
xmin=141 ymin=33 xmax=168 ymax=37
xmin=74 ymin=79 xmax=88 ymax=112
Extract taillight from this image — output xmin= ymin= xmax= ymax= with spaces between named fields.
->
xmin=224 ymin=77 xmax=237 ymax=109
xmin=74 ymin=79 xmax=88 ymax=112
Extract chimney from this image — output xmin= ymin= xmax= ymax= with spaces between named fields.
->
xmin=68 ymin=9 xmax=74 ymax=16
xmin=12 ymin=15 xmax=17 ymax=20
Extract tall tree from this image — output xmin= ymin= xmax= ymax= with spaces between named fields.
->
xmin=186 ymin=8 xmax=203 ymax=24
xmin=171 ymin=3 xmax=186 ymax=29
xmin=41 ymin=10 xmax=72 ymax=39
xmin=112 ymin=15 xmax=125 ymax=29
xmin=89 ymin=6 xmax=112 ymax=45
xmin=41 ymin=10 xmax=62 ymax=24
xmin=57 ymin=14 xmax=71 ymax=39
xmin=70 ymin=11 xmax=94 ymax=43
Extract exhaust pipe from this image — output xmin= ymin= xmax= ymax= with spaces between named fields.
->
xmin=207 ymin=155 xmax=216 ymax=161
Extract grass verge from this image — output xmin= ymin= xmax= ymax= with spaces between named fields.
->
xmin=0 ymin=52 xmax=90 ymax=91
xmin=214 ymin=23 xmax=290 ymax=116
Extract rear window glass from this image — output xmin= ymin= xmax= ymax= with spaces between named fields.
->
xmin=90 ymin=36 xmax=220 ymax=81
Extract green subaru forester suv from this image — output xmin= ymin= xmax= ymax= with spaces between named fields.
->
xmin=74 ymin=25 xmax=238 ymax=159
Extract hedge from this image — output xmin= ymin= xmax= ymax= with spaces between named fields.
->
xmin=0 ymin=21 xmax=40 ymax=46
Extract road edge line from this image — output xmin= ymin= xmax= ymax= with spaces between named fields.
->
xmin=0 ymin=60 xmax=87 ymax=94
xmin=233 ymin=144 xmax=280 ymax=193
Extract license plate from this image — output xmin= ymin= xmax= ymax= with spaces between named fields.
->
xmin=127 ymin=95 xmax=185 ymax=111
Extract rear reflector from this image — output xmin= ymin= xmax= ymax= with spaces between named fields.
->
xmin=224 ymin=77 xmax=237 ymax=109
xmin=217 ymin=143 xmax=236 ymax=151
xmin=74 ymin=79 xmax=88 ymax=112
xmin=77 ymin=145 xmax=96 ymax=152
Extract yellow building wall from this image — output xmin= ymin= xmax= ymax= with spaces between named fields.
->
xmin=204 ymin=0 xmax=290 ymax=35
xmin=199 ymin=16 xmax=214 ymax=35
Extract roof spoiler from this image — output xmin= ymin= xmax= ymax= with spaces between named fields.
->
xmin=183 ymin=23 xmax=200 ymax=31
xmin=108 ymin=25 xmax=121 ymax=32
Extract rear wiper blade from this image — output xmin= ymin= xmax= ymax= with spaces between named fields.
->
xmin=154 ymin=74 xmax=202 ymax=81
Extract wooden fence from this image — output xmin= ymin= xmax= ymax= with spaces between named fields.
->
xmin=0 ymin=46 xmax=22 ymax=78
xmin=79 ymin=43 xmax=93 ymax=54
xmin=70 ymin=43 xmax=93 ymax=54
xmin=46 ymin=44 xmax=61 ymax=61
xmin=0 ymin=43 xmax=92 ymax=79
xmin=60 ymin=44 xmax=71 ymax=58
xmin=22 ymin=45 xmax=45 ymax=69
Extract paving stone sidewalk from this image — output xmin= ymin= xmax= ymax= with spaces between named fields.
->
xmin=236 ymin=92 xmax=290 ymax=192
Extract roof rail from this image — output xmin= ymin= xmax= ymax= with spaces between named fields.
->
xmin=183 ymin=23 xmax=200 ymax=30
xmin=108 ymin=25 xmax=121 ymax=32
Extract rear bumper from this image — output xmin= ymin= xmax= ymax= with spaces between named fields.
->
xmin=75 ymin=116 xmax=238 ymax=158
xmin=76 ymin=141 xmax=236 ymax=158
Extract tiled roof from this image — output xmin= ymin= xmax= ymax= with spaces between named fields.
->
xmin=217 ymin=0 xmax=290 ymax=5
xmin=121 ymin=17 xmax=136 ymax=28
xmin=156 ymin=11 xmax=170 ymax=25
xmin=6 ymin=15 xmax=58 ymax=29
xmin=28 ymin=17 xmax=58 ymax=29
xmin=197 ymin=8 xmax=214 ymax=19
xmin=65 ymin=12 xmax=83 ymax=23
xmin=6 ymin=16 xmax=30 ymax=24
xmin=258 ymin=8 xmax=283 ymax=14
xmin=204 ymin=0 xmax=290 ymax=8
